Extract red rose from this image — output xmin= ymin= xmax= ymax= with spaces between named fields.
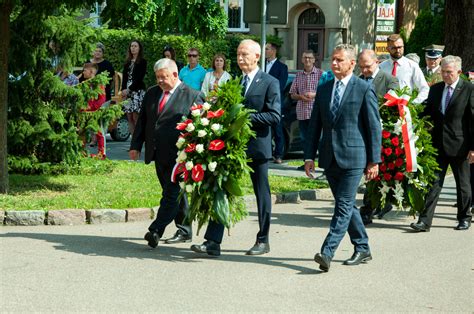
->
xmin=394 ymin=172 xmax=404 ymax=181
xmin=388 ymin=162 xmax=395 ymax=170
xmin=209 ymin=139 xmax=225 ymax=151
xmin=191 ymin=104 xmax=203 ymax=111
xmin=379 ymin=164 xmax=387 ymax=172
xmin=184 ymin=143 xmax=196 ymax=153
xmin=383 ymin=173 xmax=392 ymax=181
xmin=191 ymin=164 xmax=204 ymax=182
xmin=383 ymin=147 xmax=393 ymax=156
xmin=395 ymin=158 xmax=404 ymax=167
xmin=395 ymin=147 xmax=404 ymax=156
xmin=382 ymin=130 xmax=391 ymax=139
xmin=381 ymin=155 xmax=385 ymax=162
xmin=207 ymin=109 xmax=225 ymax=119
xmin=391 ymin=137 xmax=400 ymax=146
xmin=373 ymin=175 xmax=381 ymax=181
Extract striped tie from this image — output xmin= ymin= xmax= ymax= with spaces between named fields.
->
xmin=330 ymin=80 xmax=343 ymax=122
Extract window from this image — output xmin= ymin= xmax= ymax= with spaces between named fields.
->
xmin=221 ymin=0 xmax=249 ymax=32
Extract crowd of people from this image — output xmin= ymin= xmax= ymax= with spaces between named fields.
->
xmin=53 ymin=34 xmax=472 ymax=272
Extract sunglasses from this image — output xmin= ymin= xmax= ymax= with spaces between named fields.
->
xmin=188 ymin=54 xmax=198 ymax=58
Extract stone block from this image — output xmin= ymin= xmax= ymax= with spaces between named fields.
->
xmin=47 ymin=210 xmax=86 ymax=225
xmin=87 ymin=209 xmax=126 ymax=224
xmin=0 ymin=210 xmax=5 ymax=225
xmin=5 ymin=210 xmax=45 ymax=226
xmin=151 ymin=206 xmax=159 ymax=219
xmin=315 ymin=189 xmax=334 ymax=200
xmin=276 ymin=192 xmax=301 ymax=204
xmin=299 ymin=190 xmax=317 ymax=201
xmin=127 ymin=208 xmax=152 ymax=222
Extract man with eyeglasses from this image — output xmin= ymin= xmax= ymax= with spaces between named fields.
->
xmin=178 ymin=48 xmax=207 ymax=91
xmin=379 ymin=34 xmax=429 ymax=104
xmin=358 ymin=49 xmax=399 ymax=224
xmin=289 ymin=51 xmax=323 ymax=156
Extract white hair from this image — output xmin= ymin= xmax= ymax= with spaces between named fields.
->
xmin=239 ymin=39 xmax=261 ymax=54
xmin=334 ymin=44 xmax=357 ymax=61
xmin=154 ymin=58 xmax=178 ymax=73
xmin=441 ymin=55 xmax=462 ymax=71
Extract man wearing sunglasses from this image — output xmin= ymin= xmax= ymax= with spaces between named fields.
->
xmin=179 ymin=48 xmax=207 ymax=91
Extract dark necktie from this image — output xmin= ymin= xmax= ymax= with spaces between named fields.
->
xmin=330 ymin=80 xmax=343 ymax=122
xmin=392 ymin=61 xmax=398 ymax=77
xmin=443 ymin=86 xmax=453 ymax=114
xmin=427 ymin=69 xmax=433 ymax=76
xmin=242 ymin=75 xmax=249 ymax=96
xmin=366 ymin=76 xmax=373 ymax=84
xmin=158 ymin=91 xmax=170 ymax=114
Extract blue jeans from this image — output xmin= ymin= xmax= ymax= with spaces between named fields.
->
xmin=321 ymin=160 xmax=369 ymax=259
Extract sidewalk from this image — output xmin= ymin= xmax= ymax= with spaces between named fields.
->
xmin=1 ymin=196 xmax=471 ymax=312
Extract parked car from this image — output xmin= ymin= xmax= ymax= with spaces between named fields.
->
xmin=107 ymin=72 xmax=130 ymax=141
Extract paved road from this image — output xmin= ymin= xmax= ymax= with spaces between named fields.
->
xmin=1 ymin=196 xmax=472 ymax=312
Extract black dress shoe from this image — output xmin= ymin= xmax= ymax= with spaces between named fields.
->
xmin=190 ymin=240 xmax=221 ymax=256
xmin=314 ymin=253 xmax=331 ymax=272
xmin=410 ymin=221 xmax=430 ymax=232
xmin=163 ymin=231 xmax=192 ymax=244
xmin=455 ymin=220 xmax=471 ymax=230
xmin=144 ymin=231 xmax=159 ymax=248
xmin=376 ymin=203 xmax=393 ymax=219
xmin=343 ymin=251 xmax=372 ymax=266
xmin=246 ymin=242 xmax=270 ymax=255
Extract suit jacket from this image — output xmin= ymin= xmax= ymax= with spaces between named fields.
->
xmin=304 ymin=75 xmax=382 ymax=169
xmin=423 ymin=79 xmax=474 ymax=157
xmin=360 ymin=70 xmax=399 ymax=98
xmin=268 ymin=59 xmax=288 ymax=95
xmin=130 ymin=83 xmax=204 ymax=164
xmin=244 ymin=70 xmax=281 ymax=160
xmin=121 ymin=59 xmax=147 ymax=92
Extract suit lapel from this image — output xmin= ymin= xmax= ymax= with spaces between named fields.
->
xmin=246 ymin=70 xmax=263 ymax=96
xmin=333 ymin=76 xmax=356 ymax=124
xmin=445 ymin=79 xmax=464 ymax=114
xmin=157 ymin=84 xmax=182 ymax=120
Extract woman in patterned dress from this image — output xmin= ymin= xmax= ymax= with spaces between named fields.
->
xmin=121 ymin=40 xmax=147 ymax=135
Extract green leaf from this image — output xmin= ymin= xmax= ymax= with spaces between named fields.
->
xmin=213 ymin=189 xmax=230 ymax=228
xmin=223 ymin=176 xmax=244 ymax=196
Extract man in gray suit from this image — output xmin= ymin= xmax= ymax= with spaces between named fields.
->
xmin=130 ymin=58 xmax=204 ymax=248
xmin=304 ymin=44 xmax=382 ymax=272
xmin=358 ymin=49 xmax=399 ymax=224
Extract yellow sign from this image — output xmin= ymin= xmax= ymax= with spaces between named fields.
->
xmin=375 ymin=41 xmax=388 ymax=55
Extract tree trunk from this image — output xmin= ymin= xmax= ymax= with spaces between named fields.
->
xmin=0 ymin=0 xmax=12 ymax=194
xmin=444 ymin=0 xmax=474 ymax=71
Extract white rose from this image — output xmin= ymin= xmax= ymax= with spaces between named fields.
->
xmin=211 ymin=123 xmax=221 ymax=132
xmin=185 ymin=184 xmax=193 ymax=193
xmin=185 ymin=161 xmax=194 ymax=170
xmin=185 ymin=123 xmax=195 ymax=132
xmin=176 ymin=150 xmax=187 ymax=163
xmin=176 ymin=137 xmax=186 ymax=149
xmin=191 ymin=109 xmax=201 ymax=117
xmin=201 ymin=118 xmax=209 ymax=126
xmin=196 ymin=144 xmax=204 ymax=153
xmin=179 ymin=182 xmax=185 ymax=189
xmin=198 ymin=130 xmax=207 ymax=137
xmin=203 ymin=102 xmax=211 ymax=111
xmin=208 ymin=161 xmax=217 ymax=172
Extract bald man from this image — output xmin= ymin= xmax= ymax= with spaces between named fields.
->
xmin=191 ymin=39 xmax=281 ymax=256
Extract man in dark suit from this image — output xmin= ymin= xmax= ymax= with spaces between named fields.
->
xmin=304 ymin=44 xmax=382 ymax=272
xmin=265 ymin=43 xmax=288 ymax=164
xmin=191 ymin=39 xmax=281 ymax=256
xmin=129 ymin=58 xmax=204 ymax=248
xmin=410 ymin=55 xmax=473 ymax=232
xmin=358 ymin=49 xmax=400 ymax=224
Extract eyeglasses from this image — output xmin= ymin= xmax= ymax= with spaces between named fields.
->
xmin=389 ymin=46 xmax=404 ymax=50
xmin=303 ymin=56 xmax=315 ymax=60
xmin=188 ymin=54 xmax=198 ymax=58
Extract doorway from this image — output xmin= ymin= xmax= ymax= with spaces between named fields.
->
xmin=296 ymin=7 xmax=325 ymax=69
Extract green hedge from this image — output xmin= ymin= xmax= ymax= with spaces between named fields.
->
xmin=99 ymin=30 xmax=281 ymax=88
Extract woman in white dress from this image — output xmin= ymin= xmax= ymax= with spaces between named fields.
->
xmin=201 ymin=53 xmax=231 ymax=97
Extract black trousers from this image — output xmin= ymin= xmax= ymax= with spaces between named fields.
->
xmin=148 ymin=157 xmax=191 ymax=237
xmin=204 ymin=159 xmax=272 ymax=244
xmin=419 ymin=152 xmax=472 ymax=226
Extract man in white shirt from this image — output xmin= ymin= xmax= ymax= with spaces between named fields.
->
xmin=379 ymin=34 xmax=429 ymax=103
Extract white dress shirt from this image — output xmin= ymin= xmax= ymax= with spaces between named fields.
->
xmin=265 ymin=58 xmax=276 ymax=73
xmin=380 ymin=56 xmax=429 ymax=103
xmin=242 ymin=67 xmax=260 ymax=95
xmin=331 ymin=73 xmax=353 ymax=105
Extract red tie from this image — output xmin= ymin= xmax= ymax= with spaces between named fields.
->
xmin=158 ymin=91 xmax=170 ymax=113
xmin=391 ymin=61 xmax=398 ymax=77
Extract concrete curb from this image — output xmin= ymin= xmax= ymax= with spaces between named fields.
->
xmin=0 ymin=187 xmax=337 ymax=227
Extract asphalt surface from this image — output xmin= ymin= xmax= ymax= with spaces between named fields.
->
xmin=2 ymin=136 xmax=471 ymax=312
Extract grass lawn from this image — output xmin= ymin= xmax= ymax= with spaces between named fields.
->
xmin=1 ymin=159 xmax=328 ymax=211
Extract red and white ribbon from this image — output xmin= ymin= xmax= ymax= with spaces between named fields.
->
xmin=383 ymin=90 xmax=417 ymax=172
xmin=171 ymin=162 xmax=188 ymax=183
